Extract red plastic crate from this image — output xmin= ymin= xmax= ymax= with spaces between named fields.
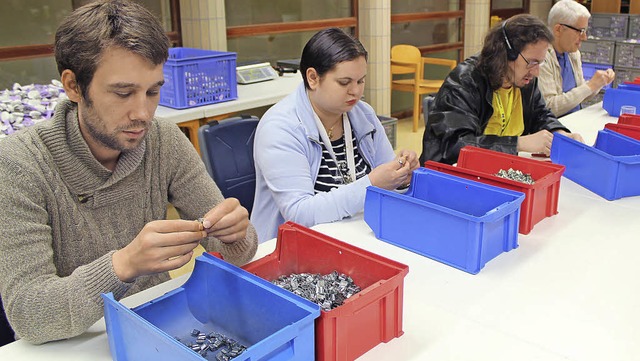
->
xmin=423 ymin=146 xmax=565 ymax=234
xmin=605 ymin=123 xmax=640 ymax=140
xmin=618 ymin=113 xmax=640 ymax=126
xmin=240 ymin=222 xmax=409 ymax=361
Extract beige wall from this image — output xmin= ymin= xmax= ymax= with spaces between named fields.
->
xmin=179 ymin=0 xmax=490 ymax=116
xmin=463 ymin=0 xmax=553 ymax=58
xmin=464 ymin=0 xmax=490 ymax=58
xmin=180 ymin=0 xmax=227 ymax=50
xmin=530 ymin=0 xmax=553 ymax=24
xmin=358 ymin=0 xmax=391 ymax=116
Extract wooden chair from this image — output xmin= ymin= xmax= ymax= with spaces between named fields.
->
xmin=391 ymin=44 xmax=457 ymax=132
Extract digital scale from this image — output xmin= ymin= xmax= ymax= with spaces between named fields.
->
xmin=236 ymin=62 xmax=279 ymax=84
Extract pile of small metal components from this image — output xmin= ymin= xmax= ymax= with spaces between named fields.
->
xmin=0 ymin=81 xmax=66 ymax=138
xmin=272 ymin=271 xmax=361 ymax=311
xmin=175 ymin=329 xmax=247 ymax=360
xmin=495 ymin=168 xmax=535 ymax=184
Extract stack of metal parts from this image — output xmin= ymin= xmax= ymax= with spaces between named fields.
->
xmin=176 ymin=329 xmax=247 ymax=360
xmin=495 ymin=168 xmax=535 ymax=185
xmin=273 ymin=271 xmax=361 ymax=311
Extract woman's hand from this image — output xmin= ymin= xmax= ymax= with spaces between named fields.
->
xmin=369 ymin=154 xmax=413 ymax=190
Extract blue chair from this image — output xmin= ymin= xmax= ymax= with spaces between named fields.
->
xmin=198 ymin=115 xmax=260 ymax=215
xmin=0 ymin=296 xmax=15 ymax=346
xmin=422 ymin=95 xmax=435 ymax=128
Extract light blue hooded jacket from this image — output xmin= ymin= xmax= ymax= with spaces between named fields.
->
xmin=251 ymin=83 xmax=396 ymax=243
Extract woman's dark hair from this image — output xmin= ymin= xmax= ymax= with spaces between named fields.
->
xmin=478 ymin=14 xmax=553 ymax=90
xmin=300 ymin=28 xmax=368 ymax=89
xmin=54 ymin=0 xmax=170 ymax=100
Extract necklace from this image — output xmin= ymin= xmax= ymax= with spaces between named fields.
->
xmin=325 ymin=117 xmax=342 ymax=139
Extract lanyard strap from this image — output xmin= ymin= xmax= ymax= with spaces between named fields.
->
xmin=343 ymin=115 xmax=356 ymax=183
xmin=313 ymin=111 xmax=356 ymax=184
xmin=494 ymin=89 xmax=512 ymax=135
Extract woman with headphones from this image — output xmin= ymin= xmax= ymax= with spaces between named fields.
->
xmin=419 ymin=14 xmax=584 ymax=165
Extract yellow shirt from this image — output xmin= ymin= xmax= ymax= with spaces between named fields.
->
xmin=484 ymin=86 xmax=524 ymax=136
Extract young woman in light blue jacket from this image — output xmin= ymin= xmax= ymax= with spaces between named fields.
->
xmin=251 ymin=28 xmax=419 ymax=243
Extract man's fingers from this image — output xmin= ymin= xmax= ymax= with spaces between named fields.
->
xmin=146 ymin=219 xmax=204 ymax=233
xmin=201 ymin=198 xmax=243 ymax=229
xmin=161 ymin=251 xmax=194 ymax=271
xmin=149 ymin=228 xmax=207 ymax=248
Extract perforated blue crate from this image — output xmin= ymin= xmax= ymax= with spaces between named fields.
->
xmin=550 ymin=130 xmax=640 ymax=200
xmin=160 ymin=48 xmax=238 ymax=109
xmin=364 ymin=168 xmax=525 ymax=274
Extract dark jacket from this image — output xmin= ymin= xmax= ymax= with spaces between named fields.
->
xmin=420 ymin=56 xmax=570 ymax=165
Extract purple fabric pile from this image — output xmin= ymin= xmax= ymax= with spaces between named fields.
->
xmin=0 ymin=80 xmax=66 ymax=138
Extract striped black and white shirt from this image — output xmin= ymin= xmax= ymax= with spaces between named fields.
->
xmin=314 ymin=135 xmax=371 ymax=193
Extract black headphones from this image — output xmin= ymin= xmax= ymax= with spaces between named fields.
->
xmin=501 ymin=20 xmax=519 ymax=61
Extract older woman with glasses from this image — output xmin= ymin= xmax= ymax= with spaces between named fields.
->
xmin=538 ymin=0 xmax=615 ymax=117
xmin=419 ymin=14 xmax=583 ymax=165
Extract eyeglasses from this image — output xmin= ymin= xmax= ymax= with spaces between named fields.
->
xmin=518 ymin=52 xmax=545 ymax=69
xmin=560 ymin=23 xmax=587 ymax=36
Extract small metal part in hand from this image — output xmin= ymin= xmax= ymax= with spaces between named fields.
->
xmin=495 ymin=168 xmax=535 ymax=184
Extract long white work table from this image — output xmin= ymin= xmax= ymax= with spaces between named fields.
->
xmin=155 ymin=73 xmax=302 ymax=153
xmin=3 ymin=103 xmax=640 ymax=360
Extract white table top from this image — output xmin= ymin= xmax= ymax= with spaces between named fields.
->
xmin=153 ymin=73 xmax=302 ymax=124
xmin=3 ymin=103 xmax=639 ymax=360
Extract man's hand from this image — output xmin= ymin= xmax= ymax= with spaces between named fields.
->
xmin=517 ymin=129 xmax=554 ymax=156
xmin=587 ymin=69 xmax=615 ymax=93
xmin=112 ymin=220 xmax=206 ymax=283
xmin=199 ymin=198 xmax=250 ymax=243
xmin=554 ymin=130 xmax=584 ymax=144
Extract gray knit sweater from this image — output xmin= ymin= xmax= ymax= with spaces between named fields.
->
xmin=0 ymin=100 xmax=258 ymax=344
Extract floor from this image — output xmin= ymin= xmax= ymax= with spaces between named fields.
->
xmin=167 ymin=115 xmax=425 ymax=278
xmin=395 ymin=115 xmax=425 ymax=156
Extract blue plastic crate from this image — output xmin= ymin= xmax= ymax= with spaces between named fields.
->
xmin=603 ymin=85 xmax=640 ymax=116
xmin=550 ymin=130 xmax=640 ymax=200
xmin=102 ymin=253 xmax=320 ymax=361
xmin=364 ymin=168 xmax=525 ymax=274
xmin=160 ymin=47 xmax=238 ymax=109
xmin=582 ymin=62 xmax=613 ymax=90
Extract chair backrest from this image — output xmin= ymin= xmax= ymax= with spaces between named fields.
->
xmin=198 ymin=115 xmax=260 ymax=215
xmin=390 ymin=44 xmax=423 ymax=78
xmin=0 ymin=296 xmax=15 ymax=346
xmin=423 ymin=95 xmax=436 ymax=128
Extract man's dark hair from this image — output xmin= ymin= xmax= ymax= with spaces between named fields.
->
xmin=54 ymin=0 xmax=170 ymax=100
xmin=300 ymin=28 xmax=368 ymax=89
xmin=478 ymin=14 xmax=553 ymax=90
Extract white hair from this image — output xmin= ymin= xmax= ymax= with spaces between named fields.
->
xmin=548 ymin=0 xmax=591 ymax=28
